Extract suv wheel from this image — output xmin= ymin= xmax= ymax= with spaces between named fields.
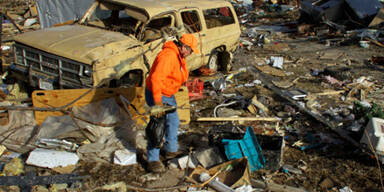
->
xmin=221 ymin=51 xmax=232 ymax=72
xmin=207 ymin=51 xmax=218 ymax=71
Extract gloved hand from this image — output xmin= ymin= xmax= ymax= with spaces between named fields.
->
xmin=153 ymin=101 xmax=165 ymax=118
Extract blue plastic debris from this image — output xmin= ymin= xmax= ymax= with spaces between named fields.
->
xmin=221 ymin=127 xmax=265 ymax=171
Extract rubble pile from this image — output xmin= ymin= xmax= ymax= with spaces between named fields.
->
xmin=0 ymin=0 xmax=383 ymax=191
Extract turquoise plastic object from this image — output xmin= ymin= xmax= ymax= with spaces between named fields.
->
xmin=221 ymin=127 xmax=266 ymax=171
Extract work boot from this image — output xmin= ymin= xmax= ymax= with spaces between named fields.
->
xmin=163 ymin=151 xmax=183 ymax=160
xmin=147 ymin=161 xmax=165 ymax=173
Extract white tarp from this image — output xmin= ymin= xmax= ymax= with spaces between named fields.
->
xmin=36 ymin=0 xmax=94 ymax=28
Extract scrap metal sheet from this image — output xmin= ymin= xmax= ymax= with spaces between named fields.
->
xmin=36 ymin=0 xmax=93 ymax=28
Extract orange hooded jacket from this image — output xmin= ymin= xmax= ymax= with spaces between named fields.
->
xmin=145 ymin=41 xmax=189 ymax=103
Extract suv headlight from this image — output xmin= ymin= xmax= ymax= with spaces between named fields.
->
xmin=83 ymin=66 xmax=92 ymax=76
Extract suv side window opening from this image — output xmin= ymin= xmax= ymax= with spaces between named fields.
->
xmin=181 ymin=10 xmax=201 ymax=33
xmin=140 ymin=16 xmax=173 ymax=43
xmin=203 ymin=7 xmax=235 ymax=29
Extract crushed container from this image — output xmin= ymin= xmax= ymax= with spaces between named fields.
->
xmin=186 ymin=78 xmax=204 ymax=100
xmin=360 ymin=117 xmax=384 ymax=158
xmin=256 ymin=135 xmax=284 ymax=171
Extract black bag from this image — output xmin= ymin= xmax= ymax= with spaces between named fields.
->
xmin=145 ymin=115 xmax=166 ymax=148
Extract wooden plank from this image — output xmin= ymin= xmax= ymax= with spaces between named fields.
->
xmin=32 ymin=86 xmax=190 ymax=126
xmin=197 ymin=117 xmax=281 ymax=122
xmin=369 ymin=8 xmax=384 ymax=27
xmin=312 ymin=90 xmax=345 ymax=96
xmin=32 ymin=88 xmax=146 ymax=125
xmin=174 ymin=86 xmax=191 ymax=125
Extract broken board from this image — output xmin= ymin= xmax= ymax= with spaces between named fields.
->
xmin=255 ymin=65 xmax=286 ymax=77
xmin=174 ymin=86 xmax=191 ymax=125
xmin=32 ymin=87 xmax=190 ymax=126
xmin=369 ymin=8 xmax=384 ymax=27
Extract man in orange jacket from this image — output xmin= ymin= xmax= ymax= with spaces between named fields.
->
xmin=145 ymin=34 xmax=199 ymax=173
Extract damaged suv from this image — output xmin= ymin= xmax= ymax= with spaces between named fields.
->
xmin=10 ymin=0 xmax=241 ymax=89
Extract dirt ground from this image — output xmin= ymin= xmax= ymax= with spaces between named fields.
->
xmin=223 ymin=20 xmax=384 ymax=191
xmin=1 ymin=0 xmax=384 ymax=192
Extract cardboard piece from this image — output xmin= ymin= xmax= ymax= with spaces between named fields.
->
xmin=113 ymin=149 xmax=137 ymax=166
xmin=189 ymin=158 xmax=251 ymax=189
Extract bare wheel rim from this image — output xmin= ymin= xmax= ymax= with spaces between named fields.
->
xmin=208 ymin=53 xmax=218 ymax=71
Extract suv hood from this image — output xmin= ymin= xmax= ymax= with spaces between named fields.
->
xmin=14 ymin=25 xmax=142 ymax=64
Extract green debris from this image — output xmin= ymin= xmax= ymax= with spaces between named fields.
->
xmin=353 ymin=101 xmax=384 ymax=122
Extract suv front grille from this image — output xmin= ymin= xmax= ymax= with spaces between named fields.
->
xmin=62 ymin=60 xmax=81 ymax=71
xmin=13 ymin=43 xmax=93 ymax=86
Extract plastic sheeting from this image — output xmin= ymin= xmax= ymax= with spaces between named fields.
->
xmin=0 ymin=97 xmax=137 ymax=159
xmin=0 ymin=109 xmax=37 ymax=153
xmin=37 ymin=98 xmax=137 ymax=163
xmin=38 ymin=98 xmax=137 ymax=143
xmin=36 ymin=0 xmax=93 ymax=28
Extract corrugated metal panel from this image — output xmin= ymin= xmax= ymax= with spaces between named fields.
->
xmin=36 ymin=0 xmax=94 ymax=28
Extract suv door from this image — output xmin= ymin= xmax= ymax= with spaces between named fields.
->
xmin=179 ymin=8 xmax=204 ymax=71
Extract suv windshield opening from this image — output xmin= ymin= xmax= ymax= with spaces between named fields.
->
xmin=84 ymin=2 xmax=140 ymax=36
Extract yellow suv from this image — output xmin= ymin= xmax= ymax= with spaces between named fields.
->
xmin=10 ymin=0 xmax=241 ymax=89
